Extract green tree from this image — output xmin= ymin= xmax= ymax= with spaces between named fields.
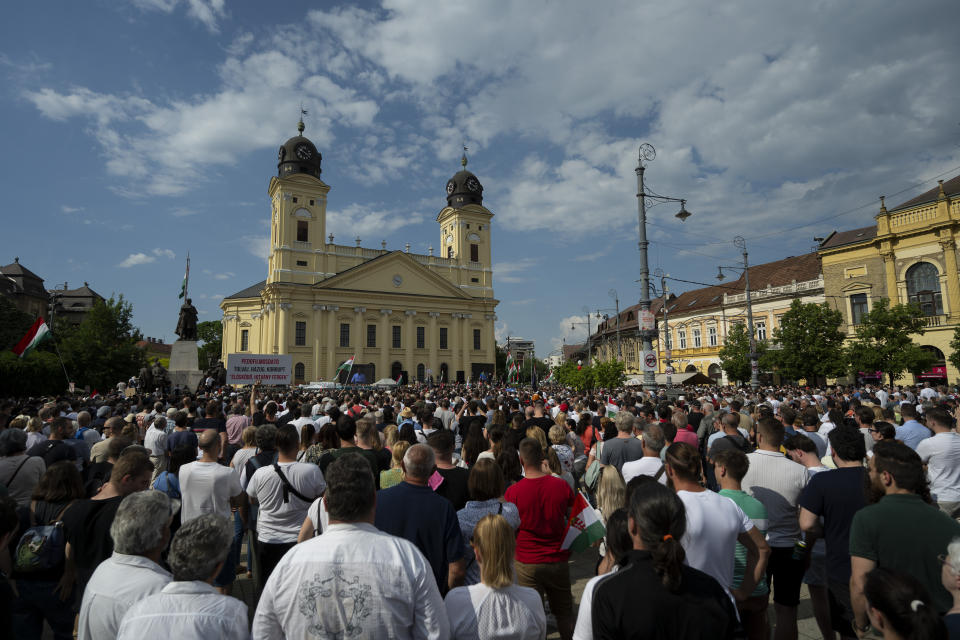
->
xmin=592 ymin=359 xmax=625 ymax=389
xmin=950 ymin=325 xmax=960 ymax=374
xmin=718 ymin=322 xmax=771 ymax=385
xmin=197 ymin=320 xmax=223 ymax=369
xmin=58 ymin=295 xmax=146 ymax=390
xmin=552 ymin=360 xmax=594 ymax=391
xmin=845 ymin=298 xmax=935 ymax=386
xmin=0 ymin=295 xmax=36 ymax=350
xmin=770 ymin=300 xmax=847 ymax=384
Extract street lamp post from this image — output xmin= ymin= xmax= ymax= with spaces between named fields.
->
xmin=609 ymin=289 xmax=621 ymax=359
xmin=635 ymin=143 xmax=692 ymax=392
xmin=570 ymin=305 xmax=593 ymax=364
xmin=717 ymin=235 xmax=759 ymax=391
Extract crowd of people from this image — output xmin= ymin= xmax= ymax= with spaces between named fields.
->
xmin=0 ymin=378 xmax=958 ymax=639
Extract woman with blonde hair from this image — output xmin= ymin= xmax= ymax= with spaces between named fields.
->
xmin=595 ymin=465 xmax=627 ymax=574
xmin=525 ymin=425 xmax=548 ymax=452
xmin=382 ymin=424 xmax=400 ymax=451
xmin=229 ymin=425 xmax=259 ymax=472
xmin=380 ymin=440 xmax=410 ymax=489
xmin=549 ymin=424 xmax=575 ymax=475
xmin=444 ymin=514 xmax=546 ymax=639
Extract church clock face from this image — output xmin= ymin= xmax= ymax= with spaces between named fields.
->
xmin=445 ymin=235 xmax=454 ymax=246
xmin=392 ymin=274 xmax=403 ymax=287
xmin=465 ymin=177 xmax=480 ymax=192
xmin=446 ymin=180 xmax=456 ymax=195
xmin=295 ymin=144 xmax=313 ymax=160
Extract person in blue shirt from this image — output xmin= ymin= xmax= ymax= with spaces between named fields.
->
xmin=895 ymin=404 xmax=932 ymax=450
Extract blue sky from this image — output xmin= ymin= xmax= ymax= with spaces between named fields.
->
xmin=3 ymin=0 xmax=959 ymax=357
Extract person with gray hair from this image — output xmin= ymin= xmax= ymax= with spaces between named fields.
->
xmin=115 ymin=514 xmax=250 ymax=640
xmin=0 ymin=427 xmax=46 ymax=507
xmin=621 ymin=423 xmax=668 ymax=485
xmin=375 ymin=443 xmax=466 ymax=596
xmin=77 ymin=490 xmax=176 ymax=640
xmin=254 ymin=454 xmax=448 ymax=640
xmin=598 ymin=410 xmax=644 ymax=475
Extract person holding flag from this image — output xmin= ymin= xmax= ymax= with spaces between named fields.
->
xmin=505 ymin=438 xmax=576 ymax=640
xmin=334 ymin=355 xmax=355 ymax=384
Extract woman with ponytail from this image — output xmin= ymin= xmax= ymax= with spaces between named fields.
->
xmin=589 ymin=481 xmax=742 ymax=639
xmin=864 ymin=567 xmax=947 ymax=639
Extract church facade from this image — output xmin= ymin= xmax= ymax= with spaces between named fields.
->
xmin=220 ymin=123 xmax=499 ymax=385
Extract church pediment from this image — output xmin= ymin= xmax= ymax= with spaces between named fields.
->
xmin=314 ymin=251 xmax=472 ymax=299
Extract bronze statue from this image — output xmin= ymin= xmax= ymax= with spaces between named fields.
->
xmin=175 ymin=298 xmax=199 ymax=342
xmin=151 ymin=358 xmax=169 ymax=393
xmin=138 ymin=364 xmax=153 ymax=391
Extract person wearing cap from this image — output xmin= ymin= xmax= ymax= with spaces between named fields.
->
xmin=92 ymin=405 xmax=112 ymax=432
xmin=77 ymin=490 xmax=176 ymax=640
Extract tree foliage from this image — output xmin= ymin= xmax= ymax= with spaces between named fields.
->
xmin=718 ymin=322 xmax=771 ymax=384
xmin=844 ymin=298 xmax=935 ymax=386
xmin=770 ymin=300 xmax=847 ymax=383
xmin=950 ymin=325 xmax=960 ymax=375
xmin=550 ymin=359 xmax=624 ymax=391
xmin=0 ymin=350 xmax=65 ymax=396
xmin=57 ymin=295 xmax=146 ymax=391
xmin=0 ymin=295 xmax=36 ymax=351
xmin=197 ymin=320 xmax=223 ymax=369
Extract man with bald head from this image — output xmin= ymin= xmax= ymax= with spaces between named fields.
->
xmin=178 ymin=428 xmax=245 ymax=593
xmin=375 ymin=443 xmax=466 ymax=596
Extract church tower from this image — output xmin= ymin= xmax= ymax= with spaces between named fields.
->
xmin=436 ymin=153 xmax=493 ymax=294
xmin=266 ymin=119 xmax=329 ymax=286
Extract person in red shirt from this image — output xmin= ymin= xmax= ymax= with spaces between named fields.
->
xmin=505 ymin=438 xmax=575 ymax=640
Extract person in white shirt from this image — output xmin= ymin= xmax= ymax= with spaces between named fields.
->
xmin=572 ymin=509 xmax=630 ymax=640
xmin=178 ymin=429 xmax=246 ymax=593
xmin=919 ymin=382 xmax=939 ymax=402
xmin=916 ymin=407 xmax=960 ymax=518
xmin=445 ymin=513 xmax=545 ymax=639
xmin=620 ymin=423 xmax=667 ymax=485
xmin=253 ymin=453 xmax=449 ymax=640
xmin=77 ymin=491 xmax=175 ymax=640
xmin=664 ymin=442 xmax=769 ymax=603
xmin=741 ymin=417 xmax=809 ymax=640
xmin=142 ymin=416 xmax=168 ymax=482
xmin=116 ymin=514 xmax=250 ymax=640
xmin=247 ymin=424 xmax=325 ymax=589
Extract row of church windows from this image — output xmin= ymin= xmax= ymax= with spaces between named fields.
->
xmin=239 ymin=323 xmax=482 ymax=351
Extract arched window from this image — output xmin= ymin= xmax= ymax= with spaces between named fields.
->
xmin=906 ymin=262 xmax=943 ymax=316
xmin=391 ymin=361 xmax=403 ymax=381
xmin=294 ymin=362 xmax=305 ymax=382
xmin=685 ymin=364 xmax=698 ymax=373
xmin=417 ymin=363 xmax=425 ymax=382
xmin=708 ymin=363 xmax=722 ymax=381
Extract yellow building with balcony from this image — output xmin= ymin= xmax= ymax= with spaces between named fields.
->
xmin=819 ymin=175 xmax=960 ymax=384
xmin=219 ymin=122 xmax=498 ymax=385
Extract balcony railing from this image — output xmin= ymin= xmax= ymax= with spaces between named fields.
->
xmin=723 ymin=277 xmax=823 ymax=305
xmin=923 ymin=314 xmax=947 ymax=327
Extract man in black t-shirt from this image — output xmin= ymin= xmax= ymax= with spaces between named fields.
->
xmin=27 ymin=417 xmax=78 ymax=467
xmin=428 ymin=430 xmax=470 ymax=510
xmin=63 ymin=451 xmax=155 ymax=607
xmin=521 ymin=400 xmax=554 ymax=432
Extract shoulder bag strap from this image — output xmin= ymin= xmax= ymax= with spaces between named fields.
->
xmin=273 ymin=462 xmax=312 ymax=504
xmin=3 ymin=456 xmax=30 ymax=488
xmin=654 ymin=464 xmax=666 ymax=481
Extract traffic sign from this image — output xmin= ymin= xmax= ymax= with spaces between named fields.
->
xmin=665 ymin=365 xmax=675 ymax=375
xmin=642 ymin=351 xmax=657 ymax=372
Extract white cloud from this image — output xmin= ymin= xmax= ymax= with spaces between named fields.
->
xmin=551 ymin=314 xmax=590 ymax=351
xmin=130 ymin=0 xmax=226 ymax=33
xmin=494 ymin=258 xmax=539 ymax=284
xmin=118 ymin=252 xmax=156 ymax=268
xmin=241 ymin=235 xmax=270 ymax=261
xmin=494 ymin=322 xmax=510 ymax=344
xmin=151 ymin=248 xmax=176 ymax=259
xmin=61 ymin=205 xmax=83 ymax=214
xmin=214 ymin=272 xmax=235 ymax=280
xmin=325 ymin=203 xmax=424 ymax=241
xmin=171 ymin=207 xmax=199 ymax=217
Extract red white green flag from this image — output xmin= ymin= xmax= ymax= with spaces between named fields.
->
xmin=561 ymin=491 xmax=606 ymax=552
xmin=12 ymin=318 xmax=51 ymax=358
xmin=335 ymin=355 xmax=355 ymax=378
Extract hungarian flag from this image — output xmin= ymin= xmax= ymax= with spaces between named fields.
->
xmin=505 ymin=351 xmax=514 ymax=372
xmin=606 ymin=397 xmax=619 ymax=416
xmin=396 ymin=373 xmax=403 ymax=385
xmin=544 ymin=370 xmax=554 ymax=383
xmin=335 ymin=356 xmax=355 ymax=377
xmin=561 ymin=491 xmax=606 ymax=552
xmin=12 ymin=318 xmax=51 ymax=358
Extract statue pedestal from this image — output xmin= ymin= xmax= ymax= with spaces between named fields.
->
xmin=168 ymin=340 xmax=204 ymax=391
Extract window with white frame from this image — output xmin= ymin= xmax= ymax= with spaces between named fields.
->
xmin=693 ymin=327 xmax=702 ymax=348
xmin=678 ymin=329 xmax=687 ymax=349
xmin=755 ymin=321 xmax=766 ymax=341
xmin=708 ymin=326 xmax=717 ymax=346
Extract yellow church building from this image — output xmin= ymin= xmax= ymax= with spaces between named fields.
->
xmin=220 ymin=121 xmax=499 ymax=385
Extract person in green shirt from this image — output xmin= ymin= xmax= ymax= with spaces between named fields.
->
xmin=714 ymin=448 xmax=770 ymax=640
xmin=849 ymin=440 xmax=960 ymax=638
